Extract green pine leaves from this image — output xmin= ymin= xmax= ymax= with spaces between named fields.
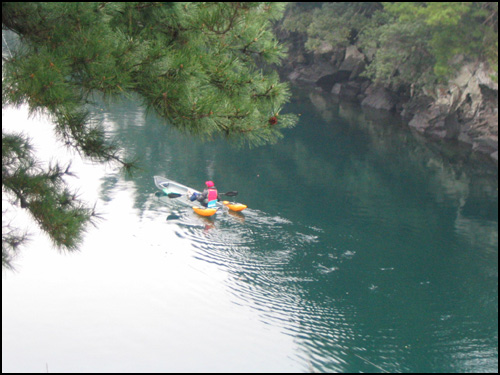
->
xmin=3 ymin=2 xmax=297 ymax=147
xmin=2 ymin=2 xmax=297 ymax=267
xmin=2 ymin=133 xmax=98 ymax=268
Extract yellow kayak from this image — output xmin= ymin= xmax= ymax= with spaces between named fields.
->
xmin=193 ymin=202 xmax=247 ymax=216
xmin=154 ymin=176 xmax=247 ymax=217
xmin=222 ymin=201 xmax=247 ymax=212
xmin=192 ymin=206 xmax=218 ymax=217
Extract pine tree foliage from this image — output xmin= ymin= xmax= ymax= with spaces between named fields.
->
xmin=2 ymin=2 xmax=297 ymax=268
xmin=2 ymin=132 xmax=99 ymax=268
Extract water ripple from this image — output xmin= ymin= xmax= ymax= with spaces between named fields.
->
xmin=151 ymin=189 xmax=498 ymax=373
xmin=155 ymin=199 xmax=369 ymax=370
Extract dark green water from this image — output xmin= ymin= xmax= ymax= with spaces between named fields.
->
xmin=2 ymin=89 xmax=498 ymax=373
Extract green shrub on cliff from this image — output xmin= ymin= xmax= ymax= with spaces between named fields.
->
xmin=282 ymin=2 xmax=498 ymax=89
xmin=383 ymin=2 xmax=498 ymax=78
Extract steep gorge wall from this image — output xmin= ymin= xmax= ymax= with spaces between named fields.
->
xmin=280 ymin=35 xmax=498 ymax=163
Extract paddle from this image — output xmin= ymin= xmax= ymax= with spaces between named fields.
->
xmin=156 ymin=190 xmax=238 ymax=199
xmin=166 ymin=192 xmax=182 ymax=198
xmin=219 ymin=191 xmax=238 ymax=197
xmin=155 ymin=191 xmax=182 ymax=198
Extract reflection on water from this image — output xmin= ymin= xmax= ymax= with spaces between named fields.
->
xmin=150 ymin=158 xmax=497 ymax=373
xmin=3 ymin=88 xmax=497 ymax=373
xmin=166 ymin=88 xmax=496 ymax=372
xmin=103 ymin=88 xmax=497 ymax=372
xmin=153 ymin=194 xmax=355 ymax=373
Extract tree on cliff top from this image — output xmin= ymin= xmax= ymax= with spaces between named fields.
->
xmin=282 ymin=2 xmax=498 ymax=90
xmin=381 ymin=2 xmax=498 ymax=79
xmin=2 ymin=2 xmax=297 ymax=269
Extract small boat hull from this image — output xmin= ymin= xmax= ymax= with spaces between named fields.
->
xmin=222 ymin=201 xmax=247 ymax=212
xmin=154 ymin=176 xmax=247 ymax=217
xmin=192 ymin=206 xmax=218 ymax=217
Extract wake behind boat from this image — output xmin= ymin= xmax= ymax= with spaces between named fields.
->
xmin=154 ymin=176 xmax=247 ymax=217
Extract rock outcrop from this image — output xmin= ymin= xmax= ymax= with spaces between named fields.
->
xmin=281 ymin=36 xmax=498 ymax=163
xmin=404 ymin=62 xmax=498 ymax=161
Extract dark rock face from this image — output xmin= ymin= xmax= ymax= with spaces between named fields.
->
xmin=282 ymin=39 xmax=498 ymax=163
xmin=361 ymin=85 xmax=398 ymax=112
xmin=405 ymin=63 xmax=498 ymax=160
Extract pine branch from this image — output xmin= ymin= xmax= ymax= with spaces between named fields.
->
xmin=2 ymin=2 xmax=297 ymax=268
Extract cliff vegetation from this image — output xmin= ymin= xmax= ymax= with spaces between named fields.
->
xmin=279 ymin=2 xmax=498 ymax=162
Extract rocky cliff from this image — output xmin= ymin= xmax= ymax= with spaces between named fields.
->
xmin=281 ymin=38 xmax=498 ymax=163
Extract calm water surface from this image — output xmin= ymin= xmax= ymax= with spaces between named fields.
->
xmin=2 ymin=90 xmax=498 ymax=373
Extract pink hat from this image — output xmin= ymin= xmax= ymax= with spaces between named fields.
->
xmin=205 ymin=181 xmax=215 ymax=188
